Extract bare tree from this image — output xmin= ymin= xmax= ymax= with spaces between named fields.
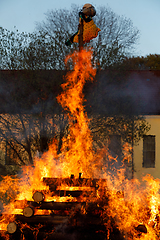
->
xmin=0 ymin=4 xmax=142 ymax=170
xmin=0 ymin=70 xmax=69 ymax=166
xmin=36 ymin=4 xmax=140 ymax=69
xmin=92 ymin=6 xmax=140 ymax=68
xmin=0 ymin=27 xmax=30 ymax=70
xmin=0 ymin=113 xmax=69 ymax=166
xmin=0 ymin=4 xmax=140 ymax=70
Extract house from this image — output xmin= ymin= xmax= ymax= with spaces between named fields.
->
xmin=134 ymin=115 xmax=160 ymax=180
xmin=86 ymin=70 xmax=160 ymax=180
xmin=0 ymin=70 xmax=160 ymax=180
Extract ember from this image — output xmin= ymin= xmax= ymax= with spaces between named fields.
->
xmin=0 ymin=49 xmax=160 ymax=240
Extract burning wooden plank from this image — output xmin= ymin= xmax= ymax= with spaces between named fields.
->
xmin=15 ymin=200 xmax=103 ymax=211
xmin=29 ymin=201 xmax=86 ymax=210
xmin=15 ymin=214 xmax=68 ymax=224
xmin=43 ymin=176 xmax=106 ymax=189
xmin=50 ymin=189 xmax=95 ymax=197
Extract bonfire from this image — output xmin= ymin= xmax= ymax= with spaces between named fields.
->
xmin=0 ymin=49 xmax=160 ymax=240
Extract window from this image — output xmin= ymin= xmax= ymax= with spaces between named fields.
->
xmin=143 ymin=135 xmax=155 ymax=168
xmin=108 ymin=135 xmax=122 ymax=164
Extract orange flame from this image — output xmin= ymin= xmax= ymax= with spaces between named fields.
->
xmin=56 ymin=49 xmax=99 ymax=178
xmin=1 ymin=49 xmax=160 ymax=240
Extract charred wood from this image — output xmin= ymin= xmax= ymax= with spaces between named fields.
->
xmin=135 ymin=224 xmax=147 ymax=234
xmin=15 ymin=215 xmax=68 ymax=224
xmin=21 ymin=227 xmax=34 ymax=239
xmin=16 ymin=201 xmax=103 ymax=212
xmin=30 ymin=201 xmax=86 ymax=210
xmin=45 ymin=233 xmax=73 ymax=240
xmin=0 ymin=231 xmax=6 ymax=240
xmin=71 ymin=214 xmax=103 ymax=226
xmin=50 ymin=190 xmax=94 ymax=197
xmin=49 ymin=226 xmax=106 ymax=240
xmin=43 ymin=177 xmax=106 ymax=189
xmin=15 ymin=214 xmax=103 ymax=226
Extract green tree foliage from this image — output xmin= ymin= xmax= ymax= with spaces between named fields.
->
xmin=121 ymin=54 xmax=160 ymax=70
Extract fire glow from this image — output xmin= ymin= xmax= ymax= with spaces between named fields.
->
xmin=0 ymin=49 xmax=160 ymax=239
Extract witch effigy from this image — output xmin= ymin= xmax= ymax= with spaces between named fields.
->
xmin=65 ymin=3 xmax=101 ymax=46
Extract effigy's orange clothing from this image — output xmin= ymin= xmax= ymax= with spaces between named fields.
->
xmin=73 ymin=19 xmax=101 ymax=43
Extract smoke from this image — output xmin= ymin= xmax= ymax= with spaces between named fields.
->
xmin=0 ymin=70 xmax=64 ymax=114
xmin=0 ymin=70 xmax=68 ymax=155
xmin=86 ymin=70 xmax=160 ymax=116
xmin=1 ymin=69 xmax=160 ymax=116
xmin=122 ymin=71 xmax=160 ymax=115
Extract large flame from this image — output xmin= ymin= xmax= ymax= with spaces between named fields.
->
xmin=56 ymin=49 xmax=98 ymax=177
xmin=0 ymin=49 xmax=160 ymax=240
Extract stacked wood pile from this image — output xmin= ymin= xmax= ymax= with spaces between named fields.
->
xmin=0 ymin=174 xmax=108 ymax=240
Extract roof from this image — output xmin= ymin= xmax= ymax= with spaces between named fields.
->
xmin=85 ymin=70 xmax=160 ymax=116
xmin=0 ymin=70 xmax=160 ymax=116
